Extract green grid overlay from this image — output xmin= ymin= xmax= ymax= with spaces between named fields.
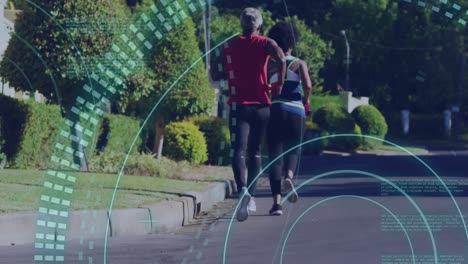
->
xmin=34 ymin=0 xmax=209 ymax=262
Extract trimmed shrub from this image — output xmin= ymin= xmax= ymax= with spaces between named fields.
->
xmin=163 ymin=121 xmax=208 ymax=164
xmin=96 ymin=114 xmax=145 ymax=156
xmin=326 ymin=124 xmax=362 ymax=152
xmin=302 ymin=127 xmax=329 ymax=155
xmin=313 ymin=104 xmax=362 ymax=152
xmin=187 ymin=116 xmax=230 ymax=165
xmin=0 ymin=95 xmax=63 ymax=169
xmin=313 ymin=104 xmax=355 ymax=132
xmin=88 ymin=152 xmax=185 ymax=178
xmin=352 ymin=105 xmax=388 ymax=149
xmin=125 ymin=154 xmax=178 ymax=177
xmin=309 ymin=95 xmax=342 ymax=114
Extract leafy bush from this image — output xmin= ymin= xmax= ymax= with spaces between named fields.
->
xmin=96 ymin=114 xmax=146 ymax=156
xmin=163 ymin=121 xmax=208 ymax=164
xmin=313 ymin=104 xmax=362 ymax=152
xmin=326 ymin=125 xmax=362 ymax=152
xmin=313 ymin=104 xmax=355 ymax=132
xmin=309 ymin=95 xmax=342 ymax=114
xmin=88 ymin=151 xmax=126 ymax=174
xmin=88 ymin=152 xmax=184 ymax=178
xmin=352 ymin=105 xmax=388 ymax=149
xmin=302 ymin=128 xmax=329 ymax=155
xmin=187 ymin=116 xmax=230 ymax=165
xmin=0 ymin=152 xmax=6 ymax=170
xmin=0 ymin=95 xmax=63 ymax=169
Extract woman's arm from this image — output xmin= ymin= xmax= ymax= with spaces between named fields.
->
xmin=299 ymin=60 xmax=312 ymax=105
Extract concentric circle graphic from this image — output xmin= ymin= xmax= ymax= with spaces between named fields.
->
xmin=223 ymin=135 xmax=468 ymax=263
xmin=279 ymin=195 xmax=417 ymax=264
xmin=21 ymin=0 xmax=467 ymax=263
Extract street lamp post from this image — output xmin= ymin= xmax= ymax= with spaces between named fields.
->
xmin=340 ymin=30 xmax=351 ymax=94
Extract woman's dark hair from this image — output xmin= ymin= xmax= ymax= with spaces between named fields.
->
xmin=268 ymin=22 xmax=299 ymax=53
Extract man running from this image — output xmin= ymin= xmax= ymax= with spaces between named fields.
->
xmin=223 ymin=8 xmax=286 ymax=222
xmin=267 ymin=22 xmax=312 ymax=216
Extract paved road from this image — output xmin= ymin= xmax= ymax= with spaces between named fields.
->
xmin=1 ymin=153 xmax=467 ymax=263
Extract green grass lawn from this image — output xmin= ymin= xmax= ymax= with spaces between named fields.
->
xmin=373 ymin=144 xmax=428 ymax=154
xmin=0 ymin=170 xmax=207 ymax=213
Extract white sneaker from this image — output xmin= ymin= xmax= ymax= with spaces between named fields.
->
xmin=247 ymin=197 xmax=256 ymax=212
xmin=237 ymin=187 xmax=251 ymax=222
xmin=283 ymin=178 xmax=298 ymax=203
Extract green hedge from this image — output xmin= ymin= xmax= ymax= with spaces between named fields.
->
xmin=0 ymin=94 xmax=147 ymax=170
xmin=313 ymin=104 xmax=355 ymax=132
xmin=96 ymin=114 xmax=145 ymax=156
xmin=163 ymin=121 xmax=208 ymax=164
xmin=313 ymin=104 xmax=362 ymax=152
xmin=302 ymin=128 xmax=329 ymax=155
xmin=187 ymin=116 xmax=230 ymax=165
xmin=327 ymin=124 xmax=362 ymax=152
xmin=0 ymin=95 xmax=63 ymax=169
xmin=352 ymin=105 xmax=388 ymax=149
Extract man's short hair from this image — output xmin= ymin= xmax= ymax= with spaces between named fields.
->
xmin=240 ymin=8 xmax=263 ymax=33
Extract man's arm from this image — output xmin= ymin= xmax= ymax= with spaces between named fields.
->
xmin=266 ymin=38 xmax=286 ymax=94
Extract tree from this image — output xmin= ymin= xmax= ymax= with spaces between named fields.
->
xmin=118 ymin=18 xmax=215 ymax=158
xmin=0 ymin=0 xmax=129 ymax=110
xmin=285 ymin=15 xmax=334 ymax=93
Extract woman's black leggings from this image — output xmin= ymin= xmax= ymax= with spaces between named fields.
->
xmin=229 ymin=104 xmax=270 ymax=196
xmin=267 ymin=107 xmax=305 ymax=196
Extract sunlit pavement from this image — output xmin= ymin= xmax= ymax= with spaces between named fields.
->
xmin=1 ymin=153 xmax=468 ymax=264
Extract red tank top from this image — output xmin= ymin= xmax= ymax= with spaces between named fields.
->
xmin=223 ymin=34 xmax=271 ymax=105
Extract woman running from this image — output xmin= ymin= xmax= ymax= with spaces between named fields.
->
xmin=223 ymin=8 xmax=286 ymax=221
xmin=267 ymin=22 xmax=312 ymax=215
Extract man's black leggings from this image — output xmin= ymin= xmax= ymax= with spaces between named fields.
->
xmin=267 ymin=107 xmax=305 ymax=196
xmin=229 ymin=104 xmax=270 ymax=196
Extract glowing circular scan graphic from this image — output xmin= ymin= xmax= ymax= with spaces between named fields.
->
xmin=279 ymin=195 xmax=417 ymax=264
xmin=31 ymin=0 xmax=234 ymax=263
xmin=223 ymin=135 xmax=468 ymax=263
xmin=27 ymin=0 xmax=467 ymax=263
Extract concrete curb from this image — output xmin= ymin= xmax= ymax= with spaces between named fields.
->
xmin=0 ymin=180 xmax=233 ymax=246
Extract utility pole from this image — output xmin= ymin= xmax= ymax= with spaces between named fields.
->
xmin=340 ymin=30 xmax=351 ymax=94
xmin=203 ymin=0 xmax=212 ymax=81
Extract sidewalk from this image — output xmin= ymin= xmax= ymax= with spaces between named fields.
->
xmin=0 ymin=179 xmax=236 ymax=246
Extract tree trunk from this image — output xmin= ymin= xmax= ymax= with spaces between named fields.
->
xmin=153 ymin=117 xmax=165 ymax=160
xmin=68 ymin=111 xmax=88 ymax=171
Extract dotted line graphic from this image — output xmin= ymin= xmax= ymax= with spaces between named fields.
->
xmin=401 ymin=0 xmax=467 ymax=26
xmin=279 ymin=195 xmax=417 ymax=264
xmin=179 ymin=21 xmax=236 ymax=262
xmin=31 ymin=0 xmax=466 ymax=262
xmin=34 ymin=0 xmax=209 ymax=263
